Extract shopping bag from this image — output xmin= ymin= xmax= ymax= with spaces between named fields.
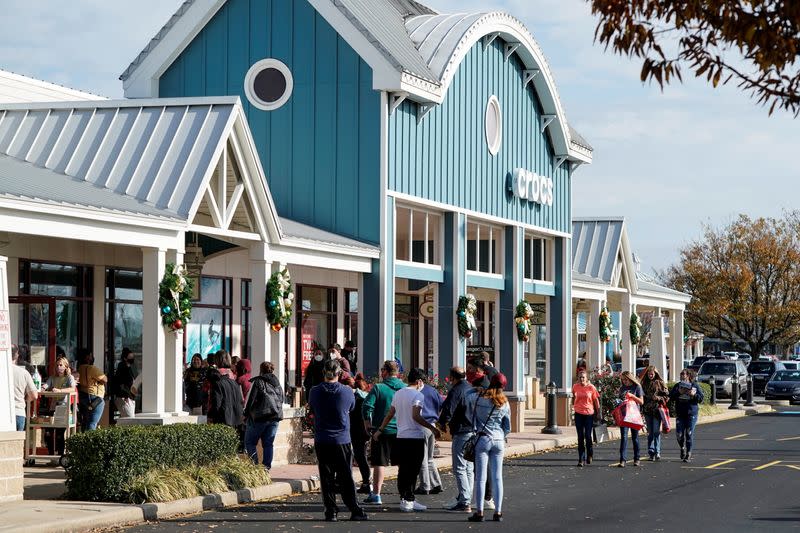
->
xmin=611 ymin=402 xmax=626 ymax=427
xmin=659 ymin=405 xmax=671 ymax=434
xmin=620 ymin=400 xmax=645 ymax=430
xmin=592 ymin=422 xmax=609 ymax=443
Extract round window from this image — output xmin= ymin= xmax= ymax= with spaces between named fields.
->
xmin=485 ymin=95 xmax=502 ymax=156
xmin=244 ymin=59 xmax=293 ymax=111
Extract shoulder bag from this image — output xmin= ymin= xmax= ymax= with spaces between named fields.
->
xmin=463 ymin=397 xmax=496 ymax=463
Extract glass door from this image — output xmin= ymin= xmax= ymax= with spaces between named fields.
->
xmin=10 ymin=296 xmax=57 ymax=379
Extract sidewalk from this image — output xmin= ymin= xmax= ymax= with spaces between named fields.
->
xmin=2 ymin=403 xmax=771 ymax=533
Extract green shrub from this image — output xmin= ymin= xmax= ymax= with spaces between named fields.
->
xmin=190 ymin=464 xmax=229 ymax=496
xmin=126 ymin=468 xmax=199 ymax=504
xmin=590 ymin=371 xmax=622 ymax=426
xmin=64 ymin=424 xmax=239 ymax=502
xmin=665 ymin=381 xmax=711 ymax=417
xmin=216 ymin=456 xmax=271 ymax=490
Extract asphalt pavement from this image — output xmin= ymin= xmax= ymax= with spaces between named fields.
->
xmin=118 ymin=407 xmax=800 ymax=533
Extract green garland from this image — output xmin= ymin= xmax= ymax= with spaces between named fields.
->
xmin=599 ymin=307 xmax=612 ymax=343
xmin=159 ymin=263 xmax=193 ymax=332
xmin=514 ymin=301 xmax=533 ymax=341
xmin=456 ymin=294 xmax=477 ymax=338
xmin=630 ymin=312 xmax=642 ymax=345
xmin=266 ymin=268 xmax=294 ymax=331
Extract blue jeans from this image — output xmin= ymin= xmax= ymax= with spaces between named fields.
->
xmin=78 ymin=392 xmax=104 ymax=431
xmin=245 ymin=420 xmax=280 ymax=469
xmin=473 ymin=436 xmax=504 ymax=514
xmin=16 ymin=416 xmax=25 ymax=432
xmin=676 ymin=414 xmax=698 ymax=453
xmin=451 ymin=432 xmax=474 ymax=505
xmin=645 ymin=414 xmax=662 ymax=456
xmin=619 ymin=427 xmax=640 ymax=462
xmin=574 ymin=413 xmax=594 ymax=462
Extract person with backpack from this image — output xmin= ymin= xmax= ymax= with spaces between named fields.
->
xmin=244 ymin=362 xmax=284 ymax=470
xmin=361 ymin=360 xmax=405 ymax=505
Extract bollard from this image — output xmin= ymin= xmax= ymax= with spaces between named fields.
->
xmin=743 ymin=373 xmax=755 ymax=407
xmin=729 ymin=374 xmax=741 ymax=409
xmin=542 ymin=381 xmax=562 ymax=435
xmin=709 ymin=375 xmax=716 ymax=405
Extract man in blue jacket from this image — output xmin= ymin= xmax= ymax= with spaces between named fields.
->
xmin=437 ymin=366 xmax=477 ymax=512
xmin=308 ymin=359 xmax=369 ymax=522
xmin=416 ymin=373 xmax=444 ymax=495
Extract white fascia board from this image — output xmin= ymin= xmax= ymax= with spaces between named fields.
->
xmin=630 ymin=293 xmax=690 ymax=309
xmin=571 ymin=284 xmax=608 ymax=300
xmin=267 ymin=244 xmax=375 ymax=273
xmin=122 ymin=0 xmax=226 ymax=98
xmin=0 ymin=206 xmax=181 ymax=249
xmin=278 ymin=237 xmax=379 ymax=259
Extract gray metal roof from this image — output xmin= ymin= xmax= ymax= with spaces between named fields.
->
xmin=572 ymin=218 xmax=624 ymax=284
xmin=0 ymin=69 xmax=106 ymax=104
xmin=0 ymin=97 xmax=237 ymax=220
xmin=571 ymin=271 xmax=607 ymax=286
xmin=405 ymin=12 xmax=488 ymax=80
xmin=280 ymin=217 xmax=379 ymax=252
xmin=568 ymin=125 xmax=592 ymax=151
xmin=635 ymin=274 xmax=689 ymax=298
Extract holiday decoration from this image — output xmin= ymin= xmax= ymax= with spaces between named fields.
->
xmin=599 ymin=307 xmax=612 ymax=343
xmin=158 ymin=263 xmax=193 ymax=332
xmin=266 ymin=268 xmax=294 ymax=330
xmin=456 ymin=294 xmax=477 ymax=338
xmin=514 ymin=300 xmax=534 ymax=342
xmin=630 ymin=312 xmax=642 ymax=345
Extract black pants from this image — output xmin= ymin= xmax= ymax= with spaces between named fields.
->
xmin=352 ymin=438 xmax=371 ymax=484
xmin=396 ymin=437 xmax=425 ymax=501
xmin=315 ymin=442 xmax=363 ymax=516
xmin=575 ymin=413 xmax=594 ymax=461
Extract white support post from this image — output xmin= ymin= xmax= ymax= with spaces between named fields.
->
xmin=270 ymin=261 xmax=287 ymax=391
xmin=651 ymin=307 xmax=667 ymax=377
xmin=165 ymin=249 xmax=185 ymax=414
xmin=671 ymin=310 xmax=684 ymax=382
xmin=250 ymin=244 xmax=270 ymax=375
xmin=92 ymin=266 xmax=105 ymax=373
xmin=0 ymin=256 xmax=15 ymax=432
xmin=620 ymin=298 xmax=634 ymax=373
xmin=141 ymin=248 xmax=166 ymax=416
xmin=571 ymin=310 xmax=579 ymax=370
xmin=588 ymin=299 xmax=603 ymax=371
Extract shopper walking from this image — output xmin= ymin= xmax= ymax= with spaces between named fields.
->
xmin=373 ymin=368 xmax=440 ymax=512
xmin=438 ymin=366 xmax=477 ymax=513
xmin=349 ymin=374 xmax=372 ymax=494
xmin=641 ymin=365 xmax=669 ymax=461
xmin=571 ymin=369 xmax=600 ymax=467
xmin=308 ymin=359 xmax=369 ymax=522
xmin=11 ymin=345 xmax=37 ymax=432
xmin=244 ymin=362 xmax=283 ymax=470
xmin=361 ymin=360 xmax=404 ymax=505
xmin=416 ymin=373 xmax=443 ymax=495
xmin=468 ymin=373 xmax=511 ymax=523
xmin=617 ymin=370 xmax=644 ymax=467
xmin=77 ymin=348 xmax=107 ymax=431
xmin=669 ymin=368 xmax=705 ymax=462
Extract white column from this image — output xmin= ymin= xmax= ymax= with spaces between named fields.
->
xmin=0 ymin=256 xmax=15 ymax=432
xmin=92 ymin=265 xmax=106 ymax=373
xmin=336 ymin=286 xmax=345 ymax=346
xmin=270 ymin=261 xmax=287 ymax=390
xmin=620 ymin=297 xmax=634 ymax=372
xmin=164 ymin=249 xmax=185 ymax=414
xmin=671 ymin=310 xmax=684 ymax=382
xmin=249 ymin=244 xmax=270 ymax=374
xmin=571 ymin=309 xmax=579 ymax=369
xmin=651 ymin=307 xmax=667 ymax=377
xmin=698 ymin=337 xmax=704 ymax=358
xmin=231 ymin=277 xmax=242 ymax=359
xmin=587 ymin=299 xmax=602 ymax=370
xmin=141 ymin=247 xmax=166 ymax=415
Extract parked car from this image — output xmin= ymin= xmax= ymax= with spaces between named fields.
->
xmin=721 ymin=351 xmax=739 ymax=360
xmin=697 ymin=360 xmax=749 ymax=398
xmin=688 ymin=356 xmax=712 ymax=373
xmin=748 ymin=360 xmax=787 ymax=395
xmin=782 ymin=361 xmax=799 ymax=371
xmin=764 ymin=370 xmax=800 ymax=404
xmin=735 ymin=353 xmax=752 ymax=365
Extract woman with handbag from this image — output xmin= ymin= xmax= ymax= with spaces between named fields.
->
xmin=641 ymin=366 xmax=669 ymax=461
xmin=571 ymin=370 xmax=600 ymax=467
xmin=617 ymin=371 xmax=644 ymax=467
xmin=468 ymin=373 xmax=511 ymax=523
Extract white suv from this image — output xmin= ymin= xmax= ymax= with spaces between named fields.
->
xmin=697 ymin=360 xmax=749 ymax=398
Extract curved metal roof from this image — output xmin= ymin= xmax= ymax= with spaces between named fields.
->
xmin=405 ymin=13 xmax=485 ymax=80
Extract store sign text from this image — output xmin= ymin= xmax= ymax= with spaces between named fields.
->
xmin=511 ymin=168 xmax=554 ymax=207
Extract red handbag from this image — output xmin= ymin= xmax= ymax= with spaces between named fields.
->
xmin=612 ymin=402 xmax=626 ymax=427
xmin=659 ymin=405 xmax=671 ymax=433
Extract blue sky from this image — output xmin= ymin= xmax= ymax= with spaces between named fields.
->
xmin=1 ymin=0 xmax=797 ymax=273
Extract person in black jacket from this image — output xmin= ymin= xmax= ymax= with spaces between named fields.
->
xmin=438 ymin=366 xmax=478 ymax=512
xmin=113 ymin=348 xmax=137 ymax=419
xmin=669 ymin=368 xmax=705 ymax=463
xmin=347 ymin=373 xmax=372 ymax=494
xmin=207 ymin=367 xmax=244 ymax=427
xmin=303 ymin=349 xmax=327 ymax=401
xmin=244 ymin=362 xmax=284 ymax=470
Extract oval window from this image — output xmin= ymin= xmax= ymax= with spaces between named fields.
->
xmin=244 ymin=59 xmax=293 ymax=111
xmin=485 ymin=95 xmax=502 ymax=156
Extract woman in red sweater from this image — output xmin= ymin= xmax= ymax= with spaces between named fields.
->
xmin=571 ymin=370 xmax=600 ymax=467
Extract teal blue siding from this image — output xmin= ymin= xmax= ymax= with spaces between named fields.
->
xmin=388 ymin=39 xmax=571 ymax=234
xmin=159 ymin=0 xmax=381 ymax=243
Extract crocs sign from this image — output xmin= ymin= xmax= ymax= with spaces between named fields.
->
xmin=511 ymin=168 xmax=554 ymax=206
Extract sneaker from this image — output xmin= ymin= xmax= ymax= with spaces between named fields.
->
xmin=357 ymin=482 xmax=372 ymax=494
xmin=577 ymin=461 xmax=584 ymax=467
xmin=468 ymin=512 xmax=485 ymax=522
xmin=685 ymin=452 xmax=692 ymax=463
xmin=414 ymin=487 xmax=430 ymax=495
xmin=411 ymin=500 xmax=427 ymax=511
xmin=445 ymin=502 xmax=472 ymax=513
xmin=484 ymin=498 xmax=495 ymax=510
xmin=633 ymin=460 xmax=641 ymax=467
xmin=617 ymin=461 xmax=626 ymax=468
xmin=648 ymin=453 xmax=655 ymax=461
xmin=430 ymin=485 xmax=443 ymax=494
xmin=363 ymin=493 xmax=382 ymax=505
xmin=655 ymin=454 xmax=661 ymax=462
xmin=350 ymin=511 xmax=369 ymax=521
xmin=400 ymin=499 xmax=414 ymax=512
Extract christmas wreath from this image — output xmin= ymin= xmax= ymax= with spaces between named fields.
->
xmin=266 ymin=268 xmax=294 ymax=331
xmin=629 ymin=312 xmax=642 ymax=345
xmin=514 ymin=300 xmax=534 ymax=341
xmin=456 ymin=294 xmax=477 ymax=338
xmin=599 ymin=307 xmax=612 ymax=343
xmin=159 ymin=263 xmax=193 ymax=332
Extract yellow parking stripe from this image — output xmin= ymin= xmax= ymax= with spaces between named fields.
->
xmin=785 ymin=465 xmax=800 ymax=471
xmin=724 ymin=433 xmax=749 ymax=440
xmin=705 ymin=459 xmax=737 ymax=469
xmin=753 ymin=460 xmax=782 ymax=471
xmin=777 ymin=436 xmax=800 ymax=442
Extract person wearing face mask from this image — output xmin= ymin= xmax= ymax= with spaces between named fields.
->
xmin=304 ymin=348 xmax=327 ymax=401
xmin=77 ymin=348 xmax=107 ymax=431
xmin=113 ymin=347 xmax=138 ymax=419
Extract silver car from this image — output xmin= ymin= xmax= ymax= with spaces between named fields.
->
xmin=764 ymin=370 xmax=800 ymax=404
xmin=697 ymin=360 xmax=749 ymax=398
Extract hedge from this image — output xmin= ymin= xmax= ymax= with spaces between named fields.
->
xmin=64 ymin=423 xmax=239 ymax=502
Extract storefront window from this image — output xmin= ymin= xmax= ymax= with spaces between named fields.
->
xmin=394 ymin=294 xmax=419 ymax=373
xmin=186 ymin=277 xmax=232 ymax=363
xmin=524 ymin=235 xmax=551 ymax=281
xmin=344 ymin=289 xmax=358 ymax=344
xmin=468 ymin=301 xmax=496 ymax=348
xmin=297 ymin=286 xmax=336 ymax=384
xmin=241 ymin=279 xmax=251 ymax=359
xmin=467 ymin=221 xmax=501 ymax=274
xmin=396 ymin=205 xmax=441 ymax=266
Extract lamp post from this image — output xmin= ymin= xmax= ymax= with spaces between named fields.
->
xmin=542 ymin=381 xmax=561 ymax=435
